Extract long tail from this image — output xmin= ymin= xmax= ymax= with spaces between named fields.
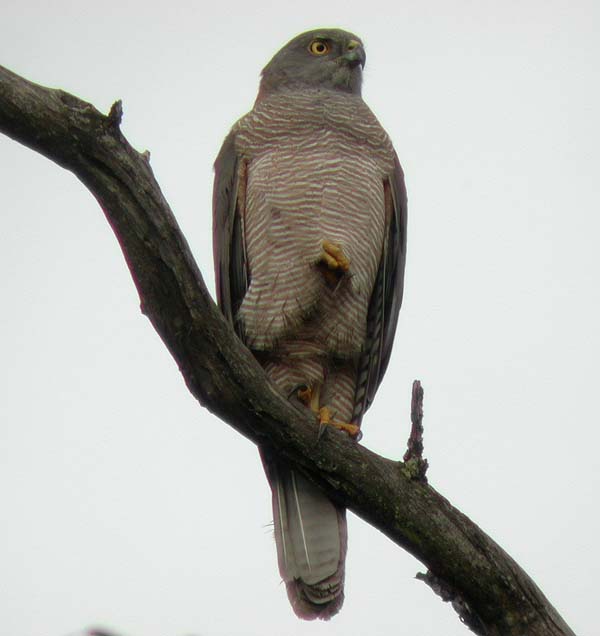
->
xmin=262 ymin=454 xmax=347 ymax=620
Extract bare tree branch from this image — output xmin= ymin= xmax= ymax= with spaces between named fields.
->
xmin=0 ymin=65 xmax=575 ymax=636
xmin=403 ymin=379 xmax=428 ymax=481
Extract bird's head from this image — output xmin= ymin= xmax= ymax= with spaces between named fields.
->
xmin=258 ymin=29 xmax=365 ymax=99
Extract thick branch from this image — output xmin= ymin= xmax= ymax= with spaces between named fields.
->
xmin=0 ymin=65 xmax=574 ymax=636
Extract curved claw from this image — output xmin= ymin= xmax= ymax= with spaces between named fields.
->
xmin=318 ymin=406 xmax=361 ymax=439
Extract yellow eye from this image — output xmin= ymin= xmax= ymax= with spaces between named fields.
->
xmin=308 ymin=40 xmax=330 ymax=56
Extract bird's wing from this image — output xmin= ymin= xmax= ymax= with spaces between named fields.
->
xmin=212 ymin=130 xmax=249 ymax=339
xmin=352 ymin=153 xmax=407 ymax=424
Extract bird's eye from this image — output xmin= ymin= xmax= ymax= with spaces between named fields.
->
xmin=308 ymin=40 xmax=330 ymax=56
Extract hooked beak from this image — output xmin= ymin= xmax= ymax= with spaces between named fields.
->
xmin=341 ymin=42 xmax=366 ymax=69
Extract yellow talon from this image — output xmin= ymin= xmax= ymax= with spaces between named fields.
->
xmin=317 ymin=241 xmax=351 ymax=288
xmin=318 ymin=406 xmax=361 ymax=438
xmin=300 ymin=390 xmax=361 ymax=439
xmin=319 ymin=240 xmax=350 ymax=272
xmin=332 ymin=422 xmax=361 ymax=437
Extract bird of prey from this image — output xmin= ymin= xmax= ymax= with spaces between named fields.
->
xmin=213 ymin=28 xmax=407 ymax=620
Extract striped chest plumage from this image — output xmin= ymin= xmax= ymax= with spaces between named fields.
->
xmin=233 ymin=89 xmax=394 ymax=354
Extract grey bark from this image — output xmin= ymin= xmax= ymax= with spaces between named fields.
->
xmin=0 ymin=65 xmax=575 ymax=636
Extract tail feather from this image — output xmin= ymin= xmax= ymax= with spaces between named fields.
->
xmin=266 ymin=458 xmax=347 ymax=620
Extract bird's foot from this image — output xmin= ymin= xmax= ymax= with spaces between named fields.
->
xmin=318 ymin=406 xmax=361 ymax=438
xmin=297 ymin=387 xmax=361 ymax=439
xmin=318 ymin=240 xmax=350 ymax=272
xmin=317 ymin=241 xmax=350 ymax=287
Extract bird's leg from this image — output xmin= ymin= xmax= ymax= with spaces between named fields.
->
xmin=317 ymin=240 xmax=350 ymax=287
xmin=310 ymin=384 xmax=321 ymax=413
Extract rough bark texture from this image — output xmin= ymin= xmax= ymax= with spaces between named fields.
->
xmin=0 ymin=65 xmax=575 ymax=636
xmin=403 ymin=380 xmax=429 ymax=481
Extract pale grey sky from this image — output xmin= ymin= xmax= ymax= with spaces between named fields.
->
xmin=1 ymin=1 xmax=598 ymax=635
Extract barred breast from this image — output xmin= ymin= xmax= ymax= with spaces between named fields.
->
xmin=234 ymin=90 xmax=394 ymax=355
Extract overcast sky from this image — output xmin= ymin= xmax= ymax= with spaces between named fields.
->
xmin=1 ymin=1 xmax=598 ymax=635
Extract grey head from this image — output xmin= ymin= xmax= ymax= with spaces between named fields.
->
xmin=258 ymin=28 xmax=366 ymax=100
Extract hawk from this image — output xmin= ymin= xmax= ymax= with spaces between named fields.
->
xmin=213 ymin=28 xmax=407 ymax=620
